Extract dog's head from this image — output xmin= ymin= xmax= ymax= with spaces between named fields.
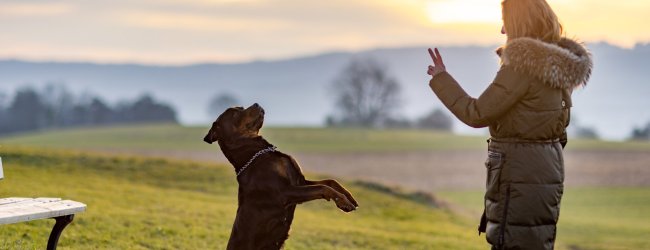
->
xmin=203 ymin=103 xmax=265 ymax=144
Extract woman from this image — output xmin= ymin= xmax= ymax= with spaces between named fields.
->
xmin=426 ymin=0 xmax=592 ymax=249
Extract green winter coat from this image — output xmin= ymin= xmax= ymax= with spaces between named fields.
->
xmin=429 ymin=37 xmax=592 ymax=249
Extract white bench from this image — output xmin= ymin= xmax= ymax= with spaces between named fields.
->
xmin=0 ymin=158 xmax=87 ymax=250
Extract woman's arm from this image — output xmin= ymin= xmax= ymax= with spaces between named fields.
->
xmin=428 ymin=66 xmax=529 ymax=128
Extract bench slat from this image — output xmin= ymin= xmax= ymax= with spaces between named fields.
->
xmin=0 ymin=198 xmax=63 ymax=210
xmin=0 ymin=197 xmax=62 ymax=205
xmin=0 ymin=198 xmax=86 ymax=225
xmin=0 ymin=198 xmax=33 ymax=205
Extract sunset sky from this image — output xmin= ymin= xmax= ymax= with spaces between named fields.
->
xmin=1 ymin=0 xmax=648 ymax=64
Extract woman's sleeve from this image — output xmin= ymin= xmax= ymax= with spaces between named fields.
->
xmin=428 ymin=66 xmax=529 ymax=128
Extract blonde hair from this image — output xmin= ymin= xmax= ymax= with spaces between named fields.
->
xmin=502 ymin=0 xmax=563 ymax=42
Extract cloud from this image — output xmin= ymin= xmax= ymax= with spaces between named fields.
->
xmin=0 ymin=0 xmax=648 ymax=63
xmin=0 ymin=42 xmax=247 ymax=65
xmin=546 ymin=0 xmax=650 ymax=48
xmin=154 ymin=0 xmax=264 ymax=6
xmin=0 ymin=2 xmax=75 ymax=17
xmin=116 ymin=10 xmax=291 ymax=32
xmin=426 ymin=0 xmax=501 ymax=23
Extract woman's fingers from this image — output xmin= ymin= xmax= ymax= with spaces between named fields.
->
xmin=427 ymin=47 xmax=447 ymax=76
xmin=428 ymin=48 xmax=437 ymax=63
xmin=434 ymin=48 xmax=444 ymax=65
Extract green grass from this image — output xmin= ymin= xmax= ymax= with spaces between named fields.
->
xmin=437 ymin=188 xmax=650 ymax=250
xmin=2 ymin=124 xmax=649 ymax=153
xmin=0 ymin=147 xmax=486 ymax=249
xmin=2 ymin=125 xmax=649 ymax=249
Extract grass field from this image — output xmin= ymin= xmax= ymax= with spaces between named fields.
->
xmin=3 ymin=123 xmax=650 ymax=153
xmin=438 ymin=188 xmax=650 ymax=250
xmin=0 ymin=147 xmax=486 ymax=249
xmin=1 ymin=124 xmax=649 ymax=249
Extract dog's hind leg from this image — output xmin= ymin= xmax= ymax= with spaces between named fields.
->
xmin=305 ymin=179 xmax=359 ymax=207
xmin=281 ymin=185 xmax=356 ymax=212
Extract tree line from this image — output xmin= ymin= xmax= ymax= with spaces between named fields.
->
xmin=0 ymin=84 xmax=177 ymax=135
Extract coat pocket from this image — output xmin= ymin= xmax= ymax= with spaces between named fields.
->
xmin=485 ymin=151 xmax=504 ymax=201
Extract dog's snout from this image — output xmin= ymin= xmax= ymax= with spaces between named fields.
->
xmin=203 ymin=134 xmax=212 ymax=144
xmin=247 ymin=103 xmax=264 ymax=116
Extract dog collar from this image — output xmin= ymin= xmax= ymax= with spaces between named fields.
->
xmin=236 ymin=146 xmax=277 ymax=177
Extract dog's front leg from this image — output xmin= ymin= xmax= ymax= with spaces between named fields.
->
xmin=305 ymin=179 xmax=359 ymax=208
xmin=281 ymin=185 xmax=356 ymax=212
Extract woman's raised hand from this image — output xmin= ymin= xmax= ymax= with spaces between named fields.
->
xmin=427 ymin=48 xmax=446 ymax=76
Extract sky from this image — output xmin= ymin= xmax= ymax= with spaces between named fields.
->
xmin=0 ymin=0 xmax=648 ymax=64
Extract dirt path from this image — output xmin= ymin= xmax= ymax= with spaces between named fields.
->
xmin=101 ymin=148 xmax=650 ymax=191
xmin=294 ymin=150 xmax=650 ymax=190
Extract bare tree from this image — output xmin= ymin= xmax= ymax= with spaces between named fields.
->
xmin=330 ymin=58 xmax=402 ymax=127
xmin=207 ymin=93 xmax=240 ymax=117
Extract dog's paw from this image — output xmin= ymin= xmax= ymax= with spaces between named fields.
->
xmin=345 ymin=193 xmax=359 ymax=208
xmin=334 ymin=196 xmax=356 ymax=212
xmin=325 ymin=180 xmax=359 ymax=208
xmin=335 ymin=187 xmax=359 ymax=208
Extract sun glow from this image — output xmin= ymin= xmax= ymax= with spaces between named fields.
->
xmin=426 ymin=0 xmax=502 ymax=23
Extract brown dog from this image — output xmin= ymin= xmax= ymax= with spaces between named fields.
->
xmin=203 ymin=103 xmax=358 ymax=250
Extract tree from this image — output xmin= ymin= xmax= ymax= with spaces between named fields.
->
xmin=0 ymin=91 xmax=7 ymax=109
xmin=417 ymin=108 xmax=453 ymax=131
xmin=574 ymin=127 xmax=599 ymax=139
xmin=568 ymin=114 xmax=599 ymax=139
xmin=0 ymin=91 xmax=8 ymax=132
xmin=329 ymin=58 xmax=402 ymax=127
xmin=40 ymin=83 xmax=76 ymax=127
xmin=207 ymin=93 xmax=240 ymax=117
xmin=630 ymin=122 xmax=650 ymax=140
xmin=383 ymin=117 xmax=412 ymax=129
xmin=88 ymin=98 xmax=113 ymax=124
xmin=120 ymin=94 xmax=177 ymax=123
xmin=7 ymin=87 xmax=48 ymax=133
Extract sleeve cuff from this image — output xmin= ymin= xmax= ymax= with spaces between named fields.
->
xmin=429 ymin=71 xmax=452 ymax=90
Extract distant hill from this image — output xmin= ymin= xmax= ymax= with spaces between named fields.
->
xmin=1 ymin=42 xmax=649 ymax=139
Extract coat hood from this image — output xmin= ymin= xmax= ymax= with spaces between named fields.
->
xmin=497 ymin=37 xmax=593 ymax=89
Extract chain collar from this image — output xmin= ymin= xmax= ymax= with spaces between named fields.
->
xmin=236 ymin=146 xmax=277 ymax=177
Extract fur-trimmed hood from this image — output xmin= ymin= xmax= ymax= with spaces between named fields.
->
xmin=497 ymin=37 xmax=592 ymax=89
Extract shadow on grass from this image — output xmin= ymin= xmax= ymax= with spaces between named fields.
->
xmin=353 ymin=180 xmax=447 ymax=208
